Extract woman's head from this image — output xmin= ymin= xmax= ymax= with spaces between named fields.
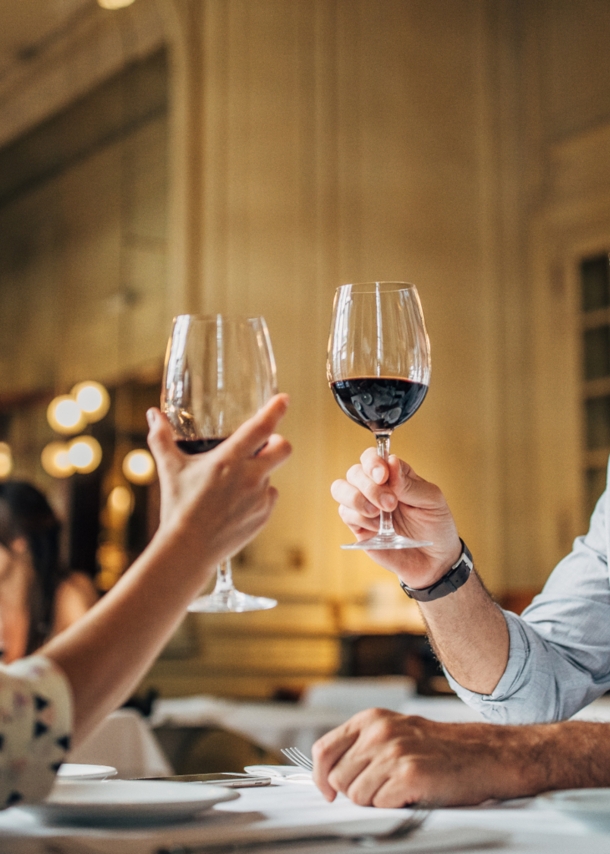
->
xmin=0 ymin=481 xmax=64 ymax=652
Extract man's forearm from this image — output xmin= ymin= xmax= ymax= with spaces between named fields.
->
xmin=494 ymin=721 xmax=610 ymax=798
xmin=418 ymin=570 xmax=509 ymax=695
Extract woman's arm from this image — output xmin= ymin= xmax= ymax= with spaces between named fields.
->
xmin=41 ymin=395 xmax=291 ymax=743
xmin=52 ymin=572 xmax=99 ymax=636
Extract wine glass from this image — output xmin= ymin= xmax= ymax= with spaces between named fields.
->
xmin=162 ymin=314 xmax=278 ymax=612
xmin=327 ymin=282 xmax=432 ymax=550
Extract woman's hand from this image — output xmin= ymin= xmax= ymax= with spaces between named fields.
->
xmin=331 ymin=449 xmax=461 ymax=588
xmin=146 ymin=394 xmax=292 ymax=580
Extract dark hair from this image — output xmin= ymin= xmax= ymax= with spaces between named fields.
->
xmin=0 ymin=481 xmax=66 ymax=654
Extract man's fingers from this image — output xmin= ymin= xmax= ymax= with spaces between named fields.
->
xmin=338 ymin=505 xmax=379 ymax=535
xmin=228 ymin=394 xmax=290 ymax=458
xmin=346 ymin=465 xmax=398 ymax=513
xmin=344 ymin=761 xmax=391 ymax=807
xmin=387 ymin=457 xmax=445 ymax=509
xmin=331 ymin=479 xmax=380 ymax=517
xmin=328 ymin=753 xmax=374 ymax=803
xmin=312 ymin=727 xmax=359 ymax=801
xmin=371 ymin=772 xmax=419 ymax=809
xmin=360 ymin=448 xmax=389 ymax=484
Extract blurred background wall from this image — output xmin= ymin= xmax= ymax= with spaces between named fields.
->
xmin=0 ymin=0 xmax=609 ymax=698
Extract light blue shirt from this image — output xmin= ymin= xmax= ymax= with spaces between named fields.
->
xmin=447 ymin=464 xmax=610 ymax=724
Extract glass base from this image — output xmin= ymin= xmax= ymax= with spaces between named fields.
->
xmin=187 ymin=589 xmax=278 ymax=613
xmin=341 ymin=534 xmax=433 ymax=550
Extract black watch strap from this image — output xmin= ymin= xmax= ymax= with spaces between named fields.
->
xmin=399 ymin=539 xmax=473 ymax=602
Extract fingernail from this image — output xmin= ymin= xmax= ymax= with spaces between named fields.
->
xmin=381 ymin=493 xmax=395 ymax=511
xmin=372 ymin=466 xmax=385 ymax=483
xmin=146 ymin=409 xmax=157 ymax=428
xmin=364 ymin=501 xmax=378 ymax=515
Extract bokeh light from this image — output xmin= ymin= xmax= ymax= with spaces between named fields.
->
xmin=108 ymin=485 xmax=134 ymax=516
xmin=68 ymin=436 xmax=102 ymax=473
xmin=47 ymin=395 xmax=86 ymax=434
xmin=123 ymin=449 xmax=156 ymax=485
xmin=41 ymin=442 xmax=74 ymax=478
xmin=0 ymin=443 xmax=13 ymax=479
xmin=72 ymin=381 xmax=110 ymax=423
xmin=97 ymin=0 xmax=136 ymax=9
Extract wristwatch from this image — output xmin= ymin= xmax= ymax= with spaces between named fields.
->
xmin=399 ymin=539 xmax=473 ymax=602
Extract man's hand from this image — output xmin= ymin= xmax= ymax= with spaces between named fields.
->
xmin=331 ymin=449 xmax=461 ymax=588
xmin=312 ymin=708 xmax=507 ymax=807
xmin=313 ymin=709 xmax=610 ymax=807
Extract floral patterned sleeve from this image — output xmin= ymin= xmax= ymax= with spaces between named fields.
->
xmin=0 ymin=655 xmax=72 ymax=807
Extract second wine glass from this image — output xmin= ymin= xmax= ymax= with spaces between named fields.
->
xmin=327 ymin=282 xmax=432 ymax=550
xmin=162 ymin=314 xmax=278 ymax=612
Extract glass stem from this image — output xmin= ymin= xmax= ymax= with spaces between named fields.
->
xmin=375 ymin=433 xmax=396 ymax=538
xmin=213 ymin=558 xmax=234 ymax=593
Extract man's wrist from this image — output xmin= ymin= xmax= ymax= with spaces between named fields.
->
xmin=400 ymin=540 xmax=473 ymax=602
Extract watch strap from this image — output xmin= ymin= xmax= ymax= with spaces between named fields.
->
xmin=399 ymin=539 xmax=473 ymax=602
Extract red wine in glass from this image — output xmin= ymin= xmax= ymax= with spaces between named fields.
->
xmin=327 ymin=283 xmax=432 ymax=550
xmin=330 ymin=377 xmax=428 ymax=433
xmin=176 ymin=438 xmax=227 ymax=454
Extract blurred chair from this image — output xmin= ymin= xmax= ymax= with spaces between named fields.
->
xmin=301 ymin=676 xmax=416 ymax=716
xmin=68 ymin=708 xmax=173 ymax=778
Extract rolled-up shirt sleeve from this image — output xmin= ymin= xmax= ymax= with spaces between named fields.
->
xmin=446 ymin=480 xmax=610 ymax=724
xmin=0 ymin=655 xmax=72 ymax=807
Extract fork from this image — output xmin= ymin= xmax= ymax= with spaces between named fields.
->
xmin=280 ymin=746 xmax=313 ymax=771
xmin=157 ymin=807 xmax=429 ymax=853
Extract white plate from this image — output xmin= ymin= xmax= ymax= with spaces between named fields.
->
xmin=56 ymin=763 xmax=117 ymax=781
xmin=539 ymin=788 xmax=610 ymax=831
xmin=32 ymin=779 xmax=239 ymax=826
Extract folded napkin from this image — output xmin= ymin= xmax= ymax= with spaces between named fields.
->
xmin=244 ymin=765 xmax=314 ymax=784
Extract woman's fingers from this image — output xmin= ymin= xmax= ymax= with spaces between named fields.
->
xmin=148 ymin=397 xmax=291 ymax=490
xmin=228 ymin=394 xmax=290 ymax=458
xmin=248 ymin=433 xmax=293 ymax=477
xmin=146 ymin=408 xmax=184 ymax=476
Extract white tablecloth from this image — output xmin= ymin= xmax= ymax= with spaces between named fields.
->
xmin=0 ymin=778 xmax=608 ymax=853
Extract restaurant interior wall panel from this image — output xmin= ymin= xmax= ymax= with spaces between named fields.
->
xmin=0 ymin=51 xmax=169 ymax=395
xmin=0 ymin=0 xmax=166 ymax=151
xmin=521 ymin=0 xmax=610 ymax=584
xmin=177 ymin=0 xmax=508 ymax=636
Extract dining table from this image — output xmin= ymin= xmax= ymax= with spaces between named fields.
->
xmin=6 ymin=692 xmax=608 ymax=853
xmin=0 ymin=772 xmax=609 ymax=854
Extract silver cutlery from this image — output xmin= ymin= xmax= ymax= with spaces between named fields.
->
xmin=157 ymin=806 xmax=429 ymax=853
xmin=280 ymin=746 xmax=314 ymax=771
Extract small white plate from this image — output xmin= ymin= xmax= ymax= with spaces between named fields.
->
xmin=32 ymin=779 xmax=239 ymax=826
xmin=56 ymin=763 xmax=117 ymax=781
xmin=539 ymin=788 xmax=610 ymax=831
